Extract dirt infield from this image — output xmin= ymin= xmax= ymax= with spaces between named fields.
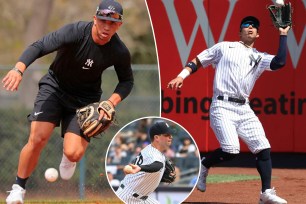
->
xmin=183 ymin=167 xmax=306 ymax=204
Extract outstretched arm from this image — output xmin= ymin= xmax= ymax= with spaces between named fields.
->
xmin=2 ymin=62 xmax=26 ymax=91
xmin=270 ymin=26 xmax=291 ymax=70
xmin=124 ymin=161 xmax=164 ymax=175
xmin=2 ymin=23 xmax=83 ymax=92
xmin=167 ymin=57 xmax=201 ymax=90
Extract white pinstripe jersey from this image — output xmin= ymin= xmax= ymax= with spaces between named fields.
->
xmin=120 ymin=144 xmax=166 ymax=196
xmin=197 ymin=41 xmax=275 ymax=99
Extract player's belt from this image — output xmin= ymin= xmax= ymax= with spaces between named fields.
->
xmin=132 ymin=193 xmax=148 ymax=200
xmin=120 ymin=184 xmax=148 ymax=200
xmin=217 ymin=96 xmax=246 ymax=104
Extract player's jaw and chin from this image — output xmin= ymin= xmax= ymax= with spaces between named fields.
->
xmin=161 ymin=136 xmax=173 ymax=151
xmin=240 ymin=28 xmax=259 ymax=41
xmin=96 ymin=26 xmax=111 ymax=41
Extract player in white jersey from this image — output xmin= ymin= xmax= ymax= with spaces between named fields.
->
xmin=116 ymin=121 xmax=174 ymax=204
xmin=167 ymin=16 xmax=290 ymax=204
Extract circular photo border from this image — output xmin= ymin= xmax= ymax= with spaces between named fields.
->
xmin=105 ymin=116 xmax=200 ymax=204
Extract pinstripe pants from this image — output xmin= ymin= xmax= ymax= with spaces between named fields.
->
xmin=210 ymin=99 xmax=271 ymax=154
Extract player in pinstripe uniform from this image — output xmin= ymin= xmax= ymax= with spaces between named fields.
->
xmin=116 ymin=121 xmax=174 ymax=204
xmin=167 ymin=16 xmax=290 ymax=204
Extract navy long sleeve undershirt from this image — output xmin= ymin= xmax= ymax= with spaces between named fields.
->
xmin=140 ymin=161 xmax=163 ymax=173
xmin=270 ymin=35 xmax=287 ymax=70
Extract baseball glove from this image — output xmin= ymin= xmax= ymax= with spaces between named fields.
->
xmin=267 ymin=2 xmax=292 ymax=28
xmin=160 ymin=158 xmax=176 ymax=183
xmin=76 ymin=100 xmax=115 ymax=137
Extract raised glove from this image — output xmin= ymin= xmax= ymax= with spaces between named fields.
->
xmin=76 ymin=100 xmax=115 ymax=137
xmin=268 ymin=2 xmax=292 ymax=28
xmin=160 ymin=158 xmax=176 ymax=183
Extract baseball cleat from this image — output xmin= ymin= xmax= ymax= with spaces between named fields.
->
xmin=6 ymin=184 xmax=26 ymax=204
xmin=259 ymin=187 xmax=287 ymax=204
xmin=196 ymin=157 xmax=209 ymax=192
xmin=59 ymin=153 xmax=76 ymax=180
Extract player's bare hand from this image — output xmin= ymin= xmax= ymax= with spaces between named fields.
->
xmin=167 ymin=77 xmax=183 ymax=90
xmin=279 ymin=26 xmax=290 ymax=35
xmin=2 ymin=69 xmax=23 ymax=91
xmin=128 ymin=164 xmax=141 ymax=174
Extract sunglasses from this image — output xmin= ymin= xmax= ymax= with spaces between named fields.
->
xmin=96 ymin=9 xmax=122 ymax=21
xmin=241 ymin=23 xmax=258 ymax=29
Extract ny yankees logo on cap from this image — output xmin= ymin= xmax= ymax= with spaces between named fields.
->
xmin=149 ymin=121 xmax=174 ymax=140
xmin=96 ymin=0 xmax=123 ymax=22
xmin=108 ymin=5 xmax=115 ymax=11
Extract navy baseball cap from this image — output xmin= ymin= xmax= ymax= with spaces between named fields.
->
xmin=240 ymin=16 xmax=260 ymax=29
xmin=149 ymin=121 xmax=174 ymax=140
xmin=96 ymin=0 xmax=123 ymax=22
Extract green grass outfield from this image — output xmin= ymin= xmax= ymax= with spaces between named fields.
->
xmin=207 ymin=174 xmax=261 ymax=183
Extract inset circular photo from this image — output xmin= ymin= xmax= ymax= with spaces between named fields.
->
xmin=105 ymin=116 xmax=200 ymax=204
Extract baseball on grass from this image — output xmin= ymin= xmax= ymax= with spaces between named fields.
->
xmin=123 ymin=165 xmax=133 ymax=174
xmin=45 ymin=168 xmax=59 ymax=182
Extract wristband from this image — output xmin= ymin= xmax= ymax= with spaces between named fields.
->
xmin=12 ymin=67 xmax=23 ymax=76
xmin=177 ymin=69 xmax=190 ymax=79
xmin=186 ymin=61 xmax=198 ymax=73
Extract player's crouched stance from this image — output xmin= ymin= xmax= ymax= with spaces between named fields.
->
xmin=167 ymin=16 xmax=289 ymax=204
xmin=116 ymin=121 xmax=175 ymax=204
xmin=4 ymin=0 xmax=133 ymax=203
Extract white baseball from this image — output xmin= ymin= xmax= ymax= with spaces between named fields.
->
xmin=45 ymin=168 xmax=59 ymax=182
xmin=275 ymin=0 xmax=284 ymax=6
xmin=123 ymin=165 xmax=133 ymax=174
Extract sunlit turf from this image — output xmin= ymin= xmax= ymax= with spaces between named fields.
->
xmin=207 ymin=174 xmax=261 ymax=183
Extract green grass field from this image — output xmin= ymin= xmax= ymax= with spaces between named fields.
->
xmin=207 ymin=174 xmax=261 ymax=183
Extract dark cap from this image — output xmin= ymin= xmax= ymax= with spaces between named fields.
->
xmin=96 ymin=0 xmax=123 ymax=22
xmin=149 ymin=121 xmax=174 ymax=140
xmin=240 ymin=16 xmax=260 ymax=29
